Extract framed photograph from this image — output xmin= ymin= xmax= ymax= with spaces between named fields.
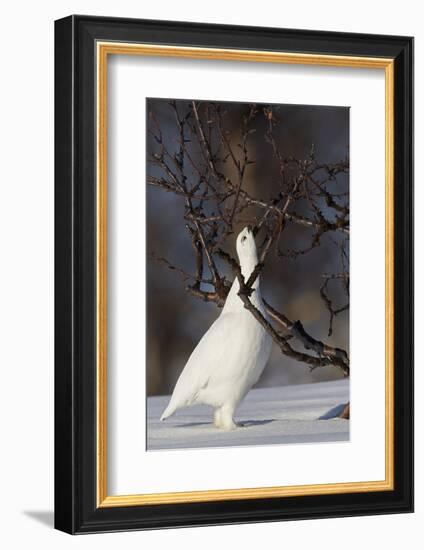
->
xmin=54 ymin=15 xmax=413 ymax=533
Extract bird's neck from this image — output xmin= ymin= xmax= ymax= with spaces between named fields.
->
xmin=240 ymin=256 xmax=260 ymax=289
xmin=222 ymin=256 xmax=262 ymax=314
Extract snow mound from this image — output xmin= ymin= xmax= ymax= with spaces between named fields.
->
xmin=147 ymin=379 xmax=349 ymax=450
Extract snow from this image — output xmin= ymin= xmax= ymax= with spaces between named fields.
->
xmin=147 ymin=379 xmax=349 ymax=450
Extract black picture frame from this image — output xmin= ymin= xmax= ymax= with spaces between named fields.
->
xmin=55 ymin=15 xmax=414 ymax=534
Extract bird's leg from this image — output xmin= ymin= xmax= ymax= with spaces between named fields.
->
xmin=214 ymin=405 xmax=238 ymax=430
xmin=213 ymin=408 xmax=222 ymax=428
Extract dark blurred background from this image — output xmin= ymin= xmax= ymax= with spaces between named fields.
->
xmin=146 ymin=98 xmax=349 ymax=396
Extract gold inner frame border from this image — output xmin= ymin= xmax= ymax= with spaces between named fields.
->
xmin=96 ymin=42 xmax=394 ymax=508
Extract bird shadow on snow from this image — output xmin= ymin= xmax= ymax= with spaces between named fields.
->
xmin=240 ymin=419 xmax=274 ymax=427
xmin=173 ymin=419 xmax=275 ymax=429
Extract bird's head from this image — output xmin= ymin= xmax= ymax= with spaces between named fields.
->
xmin=236 ymin=226 xmax=258 ymax=267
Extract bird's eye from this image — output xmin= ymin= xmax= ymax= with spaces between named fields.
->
xmin=241 ymin=236 xmax=247 ymax=243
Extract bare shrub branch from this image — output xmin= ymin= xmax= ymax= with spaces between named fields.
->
xmin=148 ymin=100 xmax=350 ymax=377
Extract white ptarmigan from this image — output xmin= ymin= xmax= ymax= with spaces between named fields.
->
xmin=160 ymin=226 xmax=272 ymax=430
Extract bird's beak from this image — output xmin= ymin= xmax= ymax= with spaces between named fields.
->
xmin=247 ymin=225 xmax=253 ymax=234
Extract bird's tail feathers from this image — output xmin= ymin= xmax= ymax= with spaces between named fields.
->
xmin=160 ymin=400 xmax=177 ymax=422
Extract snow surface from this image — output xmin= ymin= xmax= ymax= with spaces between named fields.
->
xmin=147 ymin=379 xmax=349 ymax=450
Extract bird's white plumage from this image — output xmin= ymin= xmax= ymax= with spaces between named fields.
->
xmin=160 ymin=227 xmax=272 ymax=429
